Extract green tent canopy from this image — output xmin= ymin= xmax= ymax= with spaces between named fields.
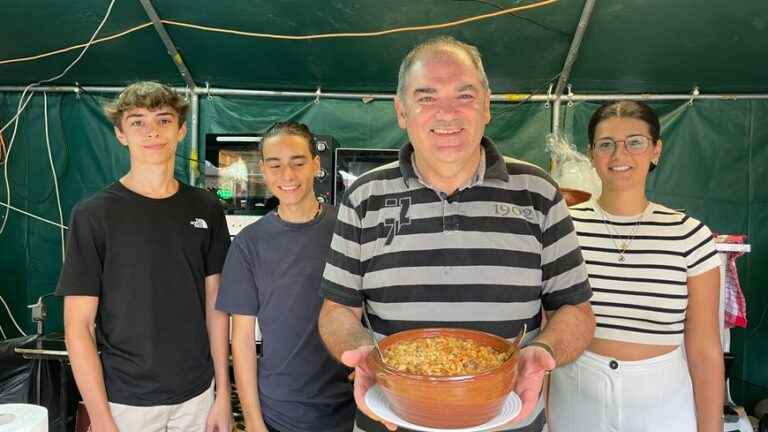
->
xmin=1 ymin=0 xmax=767 ymax=411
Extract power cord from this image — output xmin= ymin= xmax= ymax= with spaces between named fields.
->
xmin=0 ymin=128 xmax=5 ymax=165
xmin=0 ymin=93 xmax=31 ymax=236
xmin=44 ymin=92 xmax=66 ymax=262
xmin=0 ymin=294 xmax=27 ymax=337
xmin=166 ymin=0 xmax=558 ymax=40
xmin=0 ymin=0 xmax=558 ymax=65
xmin=29 ymin=95 xmax=69 ymax=206
xmin=450 ymin=0 xmax=572 ymax=37
xmin=494 ymin=72 xmax=561 ymax=116
xmin=0 ymin=0 xmax=116 ymax=237
xmin=0 ymin=201 xmax=69 ymax=230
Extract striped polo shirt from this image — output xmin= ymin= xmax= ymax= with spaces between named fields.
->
xmin=570 ymin=200 xmax=720 ymax=345
xmin=321 ymin=138 xmax=591 ymax=431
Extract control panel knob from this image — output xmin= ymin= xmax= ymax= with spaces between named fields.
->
xmin=315 ymin=140 xmax=328 ymax=153
xmin=317 ymin=195 xmax=326 ymax=204
xmin=316 ymin=168 xmax=328 ymax=180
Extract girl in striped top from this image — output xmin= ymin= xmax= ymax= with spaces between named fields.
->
xmin=548 ymin=101 xmax=723 ymax=432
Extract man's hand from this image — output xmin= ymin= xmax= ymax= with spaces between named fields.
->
xmin=206 ymin=393 xmax=232 ymax=432
xmin=512 ymin=345 xmax=555 ymax=422
xmin=340 ymin=345 xmax=398 ymax=431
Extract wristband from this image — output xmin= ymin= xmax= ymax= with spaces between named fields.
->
xmin=526 ymin=341 xmax=555 ymax=361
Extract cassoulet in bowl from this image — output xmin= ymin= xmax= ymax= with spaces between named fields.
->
xmin=366 ymin=328 xmax=519 ymax=429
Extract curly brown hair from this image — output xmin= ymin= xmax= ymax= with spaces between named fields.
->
xmin=104 ymin=81 xmax=188 ymax=129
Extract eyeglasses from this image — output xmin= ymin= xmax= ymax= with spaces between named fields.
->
xmin=592 ymin=135 xmax=653 ymax=156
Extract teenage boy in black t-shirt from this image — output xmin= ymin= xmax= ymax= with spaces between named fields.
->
xmin=56 ymin=82 xmax=232 ymax=432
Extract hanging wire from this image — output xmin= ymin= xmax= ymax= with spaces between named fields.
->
xmin=0 ymin=0 xmax=559 ymax=66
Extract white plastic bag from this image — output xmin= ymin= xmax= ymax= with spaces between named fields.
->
xmin=546 ymin=133 xmax=601 ymax=203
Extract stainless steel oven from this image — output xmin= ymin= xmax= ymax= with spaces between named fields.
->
xmin=205 ymin=133 xmax=336 ymax=214
xmin=334 ymin=147 xmax=399 ymax=205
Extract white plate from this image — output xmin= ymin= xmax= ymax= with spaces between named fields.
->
xmin=364 ymin=384 xmax=522 ymax=432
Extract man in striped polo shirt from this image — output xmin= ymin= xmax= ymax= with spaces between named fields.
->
xmin=318 ymin=36 xmax=595 ymax=432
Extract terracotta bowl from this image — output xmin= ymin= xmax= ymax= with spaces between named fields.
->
xmin=366 ymin=328 xmax=518 ymax=429
xmin=560 ymin=187 xmax=591 ymax=206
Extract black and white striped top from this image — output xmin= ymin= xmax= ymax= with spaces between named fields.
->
xmin=321 ymin=139 xmax=591 ymax=431
xmin=570 ymin=201 xmax=721 ymax=345
xmin=321 ymin=138 xmax=591 ymax=341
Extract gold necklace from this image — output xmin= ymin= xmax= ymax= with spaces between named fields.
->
xmin=595 ymin=204 xmax=648 ymax=262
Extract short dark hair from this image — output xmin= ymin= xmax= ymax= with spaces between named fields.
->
xmin=397 ymin=36 xmax=490 ymax=97
xmin=104 ymin=81 xmax=188 ymax=129
xmin=260 ymin=121 xmax=316 ymax=158
xmin=587 ymin=101 xmax=661 ymax=171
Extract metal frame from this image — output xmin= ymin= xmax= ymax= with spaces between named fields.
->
xmin=551 ymin=0 xmax=597 ymax=137
xmin=188 ymin=91 xmax=200 ymax=183
xmin=137 ymin=0 xmax=196 ymax=90
xmin=1 ymin=87 xmax=767 ymax=160
xmin=3 ymin=85 xmax=768 ymax=100
xmin=1 ymin=0 xmax=766 ymax=173
xmin=1 ymin=84 xmax=766 ymax=183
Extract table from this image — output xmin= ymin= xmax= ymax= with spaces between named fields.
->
xmin=14 ymin=333 xmax=70 ymax=432
xmin=14 ymin=333 xmax=262 ymax=432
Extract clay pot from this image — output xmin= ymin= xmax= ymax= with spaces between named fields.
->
xmin=366 ymin=328 xmax=518 ymax=429
xmin=560 ymin=187 xmax=591 ymax=206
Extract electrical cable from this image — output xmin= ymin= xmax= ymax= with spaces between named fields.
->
xmin=494 ymin=72 xmax=561 ymax=116
xmin=0 ymin=128 xmax=6 ymax=165
xmin=24 ymin=93 xmax=71 ymax=205
xmin=0 ymin=201 xmax=69 ymax=230
xmin=0 ymin=0 xmax=116 ymax=134
xmin=0 ymin=91 xmax=35 ymax=137
xmin=43 ymin=92 xmax=66 ymax=262
xmin=450 ymin=0 xmax=572 ymax=37
xmin=0 ymin=22 xmax=152 ymax=66
xmin=0 ymin=0 xmax=558 ymax=66
xmin=0 ymin=93 xmax=30 ymax=236
xmin=161 ymin=0 xmax=558 ymax=39
xmin=0 ymin=294 xmax=27 ymax=337
xmin=0 ymin=0 xmax=116 ymax=237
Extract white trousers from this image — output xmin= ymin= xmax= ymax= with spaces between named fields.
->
xmin=547 ymin=347 xmax=696 ymax=432
xmin=109 ymin=382 xmax=214 ymax=432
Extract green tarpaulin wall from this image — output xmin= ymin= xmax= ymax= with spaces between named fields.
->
xmin=3 ymin=1 xmax=768 ymax=93
xmin=1 ymin=93 xmax=766 ymax=408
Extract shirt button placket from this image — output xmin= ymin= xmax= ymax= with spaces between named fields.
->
xmin=609 ymin=359 xmax=620 ymax=432
xmin=451 ymin=202 xmax=460 ymax=231
xmin=441 ymin=195 xmax=448 ymax=233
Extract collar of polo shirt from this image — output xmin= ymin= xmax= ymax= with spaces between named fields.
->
xmin=398 ymin=136 xmax=510 ymax=188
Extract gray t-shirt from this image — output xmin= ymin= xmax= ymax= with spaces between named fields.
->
xmin=216 ymin=207 xmax=354 ymax=432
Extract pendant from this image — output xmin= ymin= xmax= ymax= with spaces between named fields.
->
xmin=618 ymin=255 xmax=626 ymax=262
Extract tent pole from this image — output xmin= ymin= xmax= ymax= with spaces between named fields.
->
xmin=138 ymin=0 xmax=197 ymax=90
xmin=189 ymin=91 xmax=200 ymax=185
xmin=551 ymin=0 xmax=597 ymax=136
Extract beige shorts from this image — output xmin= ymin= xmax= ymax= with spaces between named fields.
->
xmin=109 ymin=382 xmax=214 ymax=432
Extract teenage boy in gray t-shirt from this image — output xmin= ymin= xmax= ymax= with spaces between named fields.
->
xmin=216 ymin=122 xmax=354 ymax=432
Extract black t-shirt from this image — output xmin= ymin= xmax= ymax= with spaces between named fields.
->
xmin=216 ymin=207 xmax=354 ymax=432
xmin=56 ymin=181 xmax=230 ymax=406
